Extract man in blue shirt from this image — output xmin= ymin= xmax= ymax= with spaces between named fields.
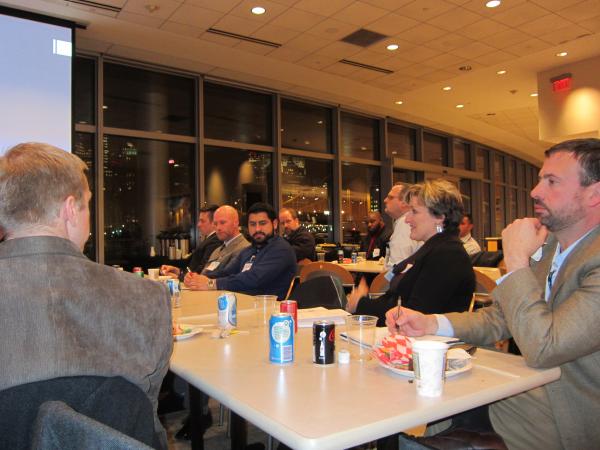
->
xmin=184 ymin=202 xmax=296 ymax=299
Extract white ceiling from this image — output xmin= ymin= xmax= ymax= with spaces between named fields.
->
xmin=6 ymin=0 xmax=600 ymax=163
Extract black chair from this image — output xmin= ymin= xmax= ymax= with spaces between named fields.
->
xmin=287 ymin=275 xmax=346 ymax=309
xmin=470 ymin=250 xmax=503 ymax=267
xmin=31 ymin=400 xmax=153 ymax=450
xmin=0 ymin=376 xmax=160 ymax=450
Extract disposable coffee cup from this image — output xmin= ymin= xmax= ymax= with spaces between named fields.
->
xmin=147 ymin=268 xmax=160 ymax=280
xmin=412 ymin=340 xmax=449 ymax=397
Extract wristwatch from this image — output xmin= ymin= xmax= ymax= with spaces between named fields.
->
xmin=207 ymin=278 xmax=216 ymax=290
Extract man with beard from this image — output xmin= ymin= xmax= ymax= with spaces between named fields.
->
xmin=385 ymin=139 xmax=600 ymax=450
xmin=184 ymin=202 xmax=296 ymax=299
xmin=360 ymin=211 xmax=392 ymax=260
xmin=279 ymin=207 xmax=316 ymax=262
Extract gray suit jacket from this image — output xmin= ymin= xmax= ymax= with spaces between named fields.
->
xmin=202 ymin=233 xmax=250 ymax=276
xmin=447 ymin=225 xmax=600 ymax=449
xmin=0 ymin=236 xmax=173 ymax=443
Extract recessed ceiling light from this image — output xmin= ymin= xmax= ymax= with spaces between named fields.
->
xmin=386 ymin=44 xmax=399 ymax=51
xmin=442 ymin=86 xmax=452 ymax=91
xmin=486 ymin=0 xmax=501 ymax=8
xmin=530 ymin=93 xmax=538 ymax=97
xmin=556 ymin=51 xmax=568 ymax=57
xmin=251 ymin=6 xmax=266 ymax=15
xmin=496 ymin=69 xmax=507 ymax=75
xmin=395 ymin=100 xmax=403 ymax=105
xmin=459 ymin=65 xmax=472 ymax=71
xmin=456 ymin=104 xmax=465 ymax=109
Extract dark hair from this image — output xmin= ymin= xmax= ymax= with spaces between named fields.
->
xmin=545 ymin=138 xmax=600 ymax=187
xmin=199 ymin=204 xmax=219 ymax=222
xmin=247 ymin=202 xmax=277 ymax=222
xmin=463 ymin=213 xmax=473 ymax=224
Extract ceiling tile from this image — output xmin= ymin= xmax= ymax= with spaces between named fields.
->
xmin=425 ymin=34 xmax=472 ymax=52
xmin=229 ymin=0 xmax=288 ymax=22
xmin=198 ymin=31 xmax=240 ymax=47
xmin=483 ymin=29 xmax=532 ymax=50
xmin=361 ymin=0 xmax=414 ymax=10
xmin=579 ymin=15 xmax=600 ymax=32
xmin=397 ymin=0 xmax=458 ymax=21
xmin=491 ymin=2 xmax=550 ymax=27
xmin=121 ymin=0 xmax=181 ymax=19
xmin=321 ymin=62 xmax=361 ymax=76
xmin=253 ymin=23 xmax=300 ymax=43
xmin=382 ymin=57 xmax=416 ymax=70
xmin=77 ymin=37 xmax=113 ymax=53
xmin=160 ymin=21 xmax=204 ymax=37
xmin=529 ymin=0 xmax=583 ymax=13
xmin=557 ymin=0 xmax=600 ymax=22
xmin=296 ymin=54 xmax=339 ymax=69
xmin=419 ymin=70 xmax=455 ymax=82
xmin=234 ymin=40 xmax=275 ymax=55
xmin=503 ymin=38 xmax=553 ymax=57
xmin=349 ymin=49 xmax=393 ymax=65
xmin=369 ymin=37 xmax=414 ymax=55
xmin=267 ymin=46 xmax=310 ymax=62
xmin=294 ymin=0 xmax=354 ymax=17
xmin=369 ymin=74 xmax=412 ymax=88
xmin=306 ymin=17 xmax=358 ymax=41
xmin=395 ymin=23 xmax=447 ymax=44
xmin=421 ymin=52 xmax=465 ymax=69
xmin=286 ymin=33 xmax=332 ymax=52
xmin=184 ymin=0 xmax=241 ymax=13
xmin=346 ymin=69 xmax=387 ymax=81
xmin=394 ymin=45 xmax=441 ymax=63
xmin=397 ymin=63 xmax=437 ymax=77
xmin=168 ymin=5 xmax=223 ymax=28
xmin=449 ymin=41 xmax=497 ymax=59
xmin=117 ymin=11 xmax=164 ymax=27
xmin=461 ymin=0 xmax=527 ymax=17
xmin=472 ymin=50 xmax=514 ymax=66
xmin=426 ymin=7 xmax=482 ymax=32
xmin=538 ymin=24 xmax=594 ymax=45
xmin=335 ymin=1 xmax=389 ymax=27
xmin=212 ymin=14 xmax=264 ymax=35
xmin=515 ymin=13 xmax=574 ymax=37
xmin=315 ymin=41 xmax=363 ymax=58
xmin=457 ymin=18 xmax=509 ymax=39
xmin=364 ymin=12 xmax=419 ymax=36
xmin=269 ymin=8 xmax=327 ymax=32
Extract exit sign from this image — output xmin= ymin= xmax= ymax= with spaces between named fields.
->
xmin=550 ymin=73 xmax=572 ymax=92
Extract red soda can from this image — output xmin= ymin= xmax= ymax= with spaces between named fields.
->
xmin=279 ymin=300 xmax=298 ymax=333
xmin=133 ymin=267 xmax=143 ymax=277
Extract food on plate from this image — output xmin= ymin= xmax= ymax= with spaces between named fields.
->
xmin=172 ymin=322 xmax=192 ymax=336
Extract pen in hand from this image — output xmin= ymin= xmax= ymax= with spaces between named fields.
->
xmin=396 ymin=296 xmax=402 ymax=332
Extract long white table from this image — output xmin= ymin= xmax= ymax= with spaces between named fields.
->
xmin=335 ymin=260 xmax=386 ymax=273
xmin=170 ymin=292 xmax=561 ymax=450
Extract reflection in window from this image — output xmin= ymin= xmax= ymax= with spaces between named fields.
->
xmin=204 ymin=82 xmax=272 ymax=145
xmin=393 ymin=168 xmax=420 ymax=184
xmin=507 ymin=188 xmax=517 ymax=223
xmin=453 ymin=141 xmax=470 ymax=170
xmin=103 ymin=136 xmax=194 ymax=267
xmin=204 ymin=146 xmax=273 ymax=212
xmin=388 ymin=123 xmax=415 ymax=160
xmin=482 ymin=182 xmax=491 ymax=238
xmin=459 ymin=179 xmax=472 ymax=215
xmin=103 ymin=63 xmax=195 ymax=135
xmin=281 ymin=155 xmax=332 ymax=243
xmin=423 ymin=133 xmax=448 ymax=166
xmin=476 ymin=149 xmax=490 ymax=179
xmin=340 ymin=112 xmax=379 ymax=160
xmin=74 ymin=57 xmax=95 ymax=125
xmin=73 ymin=133 xmax=95 ymax=260
xmin=341 ymin=164 xmax=380 ymax=244
xmin=494 ymin=185 xmax=505 ymax=233
xmin=281 ymin=99 xmax=331 ymax=153
xmin=494 ymin=154 xmax=505 ymax=182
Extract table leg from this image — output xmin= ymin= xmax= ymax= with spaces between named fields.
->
xmin=188 ymin=386 xmax=206 ymax=450
xmin=230 ymin=411 xmax=248 ymax=450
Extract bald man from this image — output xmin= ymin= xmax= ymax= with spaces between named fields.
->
xmin=360 ymin=211 xmax=392 ymax=260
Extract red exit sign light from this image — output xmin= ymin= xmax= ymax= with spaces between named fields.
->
xmin=551 ymin=73 xmax=572 ymax=92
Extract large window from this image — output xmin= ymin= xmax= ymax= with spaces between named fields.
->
xmin=73 ymin=132 xmax=95 ymax=260
xmin=422 ymin=132 xmax=448 ymax=166
xmin=205 ymin=146 xmax=273 ymax=212
xmin=281 ymin=155 xmax=332 ymax=243
xmin=453 ymin=141 xmax=470 ymax=170
xmin=281 ymin=99 xmax=331 ymax=153
xmin=340 ymin=112 xmax=379 ymax=160
xmin=388 ymin=123 xmax=415 ymax=160
xmin=204 ymin=82 xmax=272 ymax=145
xmin=103 ymin=136 xmax=195 ymax=267
xmin=341 ymin=163 xmax=380 ymax=244
xmin=74 ymin=57 xmax=95 ymax=126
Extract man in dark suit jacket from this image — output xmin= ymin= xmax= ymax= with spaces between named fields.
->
xmin=279 ymin=207 xmax=316 ymax=261
xmin=360 ymin=211 xmax=392 ymax=260
xmin=161 ymin=205 xmax=222 ymax=279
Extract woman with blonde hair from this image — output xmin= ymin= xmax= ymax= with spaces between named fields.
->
xmin=346 ymin=179 xmax=475 ymax=326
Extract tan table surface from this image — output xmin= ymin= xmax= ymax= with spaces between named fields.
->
xmin=334 ymin=260 xmax=386 ymax=274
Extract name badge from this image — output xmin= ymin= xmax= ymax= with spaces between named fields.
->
xmin=206 ymin=261 xmax=220 ymax=271
xmin=384 ymin=269 xmax=395 ymax=282
xmin=242 ymin=262 xmax=253 ymax=272
xmin=372 ymin=248 xmax=380 ymax=258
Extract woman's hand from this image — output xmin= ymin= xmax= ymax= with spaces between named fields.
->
xmin=345 ymin=277 xmax=369 ymax=313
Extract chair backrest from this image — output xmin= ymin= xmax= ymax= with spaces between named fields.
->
xmin=469 ymin=269 xmax=497 ymax=312
xmin=288 ymin=275 xmax=346 ymax=309
xmin=369 ymin=271 xmax=389 ymax=295
xmin=0 ymin=376 xmax=157 ymax=450
xmin=470 ymin=250 xmax=503 ymax=267
xmin=299 ymin=261 xmax=354 ymax=286
xmin=31 ymin=401 xmax=153 ymax=450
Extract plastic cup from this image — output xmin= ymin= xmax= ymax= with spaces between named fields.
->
xmin=147 ymin=268 xmax=160 ymax=280
xmin=317 ymin=252 xmax=325 ymax=262
xmin=254 ymin=295 xmax=278 ymax=327
xmin=345 ymin=315 xmax=377 ymax=362
xmin=358 ymin=252 xmax=366 ymax=261
xmin=412 ymin=340 xmax=449 ymax=397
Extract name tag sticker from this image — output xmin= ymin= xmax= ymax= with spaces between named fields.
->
xmin=206 ymin=261 xmax=220 ymax=271
xmin=384 ymin=270 xmax=395 ymax=282
xmin=242 ymin=262 xmax=253 ymax=272
xmin=372 ymin=248 xmax=380 ymax=258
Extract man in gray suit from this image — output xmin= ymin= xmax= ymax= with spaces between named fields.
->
xmin=386 ymin=139 xmax=600 ymax=450
xmin=0 ymin=143 xmax=172 ymax=447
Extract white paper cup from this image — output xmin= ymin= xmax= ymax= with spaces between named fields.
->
xmin=412 ymin=340 xmax=449 ymax=397
xmin=147 ymin=268 xmax=160 ymax=280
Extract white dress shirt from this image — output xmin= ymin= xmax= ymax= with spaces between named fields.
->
xmin=385 ymin=213 xmax=421 ymax=269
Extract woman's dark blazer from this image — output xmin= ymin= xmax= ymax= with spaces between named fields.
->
xmin=355 ymin=231 xmax=475 ymax=326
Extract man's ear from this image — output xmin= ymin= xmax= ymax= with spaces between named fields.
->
xmin=273 ymin=218 xmax=279 ymax=229
xmin=588 ymin=181 xmax=600 ymax=208
xmin=60 ymin=195 xmax=78 ymax=226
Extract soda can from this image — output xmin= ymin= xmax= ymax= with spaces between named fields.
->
xmin=351 ymin=251 xmax=357 ymax=264
xmin=337 ymin=249 xmax=344 ymax=264
xmin=217 ymin=292 xmax=237 ymax=328
xmin=313 ymin=320 xmax=335 ymax=365
xmin=269 ymin=313 xmax=294 ymax=364
xmin=279 ymin=300 xmax=298 ymax=333
xmin=133 ymin=267 xmax=143 ymax=277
